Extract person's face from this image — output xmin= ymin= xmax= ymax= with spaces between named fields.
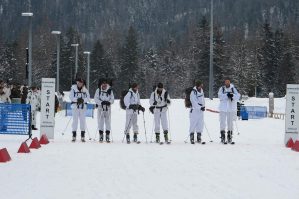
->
xmin=197 ymin=84 xmax=203 ymax=90
xmin=225 ymin=80 xmax=230 ymax=87
xmin=133 ymin=86 xmax=139 ymax=92
xmin=101 ymin=83 xmax=108 ymax=90
xmin=157 ymin=87 xmax=163 ymax=92
xmin=77 ymin=81 xmax=84 ymax=88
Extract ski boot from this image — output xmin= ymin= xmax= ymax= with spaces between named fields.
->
xmin=126 ymin=134 xmax=130 ymax=144
xmin=81 ymin=131 xmax=86 ymax=142
xmin=133 ymin=133 xmax=138 ymax=143
xmin=106 ymin=130 xmax=111 ymax=143
xmin=164 ymin=130 xmax=169 ymax=143
xmin=99 ymin=130 xmax=104 ymax=142
xmin=190 ymin=133 xmax=195 ymax=144
xmin=220 ymin=130 xmax=226 ymax=144
xmin=197 ymin=133 xmax=202 ymax=143
xmin=72 ymin=131 xmax=76 ymax=142
xmin=227 ymin=131 xmax=233 ymax=144
xmin=155 ymin=133 xmax=160 ymax=143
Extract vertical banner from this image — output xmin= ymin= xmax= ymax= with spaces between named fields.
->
xmin=40 ymin=78 xmax=56 ymax=139
xmin=285 ymin=84 xmax=299 ymax=144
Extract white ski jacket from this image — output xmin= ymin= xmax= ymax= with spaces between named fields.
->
xmin=69 ymin=85 xmax=90 ymax=109
xmin=190 ymin=87 xmax=205 ymax=110
xmin=26 ymin=90 xmax=40 ymax=111
xmin=94 ymin=86 xmax=114 ymax=109
xmin=124 ymin=88 xmax=140 ymax=111
xmin=218 ymin=84 xmax=240 ymax=112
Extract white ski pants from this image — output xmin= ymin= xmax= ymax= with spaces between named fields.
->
xmin=189 ymin=109 xmax=204 ymax=134
xmin=154 ymin=111 xmax=168 ymax=133
xmin=97 ymin=108 xmax=111 ymax=131
xmin=72 ymin=107 xmax=86 ymax=131
xmin=124 ymin=111 xmax=138 ymax=134
xmin=219 ymin=111 xmax=235 ymax=131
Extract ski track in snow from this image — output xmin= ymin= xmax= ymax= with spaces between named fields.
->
xmin=0 ymin=98 xmax=298 ymax=199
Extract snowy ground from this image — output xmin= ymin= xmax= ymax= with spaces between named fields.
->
xmin=0 ymin=98 xmax=299 ymax=199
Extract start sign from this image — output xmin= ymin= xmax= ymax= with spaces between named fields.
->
xmin=285 ymin=84 xmax=299 ymax=144
xmin=40 ymin=78 xmax=56 ymax=139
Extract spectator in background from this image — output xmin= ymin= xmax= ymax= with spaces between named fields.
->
xmin=0 ymin=84 xmax=11 ymax=103
xmin=26 ymin=86 xmax=40 ymax=130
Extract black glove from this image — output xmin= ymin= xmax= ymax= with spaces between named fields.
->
xmin=166 ymin=99 xmax=171 ymax=104
xmin=129 ymin=104 xmax=139 ymax=111
xmin=153 ymin=101 xmax=157 ymax=106
xmin=201 ymin=106 xmax=205 ymax=111
xmin=149 ymin=106 xmax=155 ymax=114
xmin=95 ymin=104 xmax=98 ymax=108
xmin=138 ymin=105 xmax=145 ymax=112
xmin=77 ymin=98 xmax=84 ymax=105
xmin=101 ymin=101 xmax=111 ymax=106
xmin=227 ymin=93 xmax=234 ymax=98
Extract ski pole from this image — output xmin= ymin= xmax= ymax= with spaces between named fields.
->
xmin=167 ymin=108 xmax=172 ymax=142
xmin=122 ymin=113 xmax=134 ymax=143
xmin=85 ymin=118 xmax=92 ymax=141
xmin=61 ymin=117 xmax=72 ymax=136
xmin=184 ymin=134 xmax=190 ymax=143
xmin=142 ymin=112 xmax=148 ymax=144
xmin=234 ymin=120 xmax=240 ymax=135
xmin=109 ymin=110 xmax=114 ymax=143
xmin=150 ymin=115 xmax=155 ymax=143
xmin=94 ymin=108 xmax=104 ymax=141
xmin=204 ymin=123 xmax=213 ymax=142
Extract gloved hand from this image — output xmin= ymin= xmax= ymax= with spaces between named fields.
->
xmin=95 ymin=104 xmax=98 ymax=108
xmin=129 ymin=104 xmax=139 ymax=111
xmin=138 ymin=105 xmax=145 ymax=112
xmin=201 ymin=106 xmax=205 ymax=111
xmin=227 ymin=93 xmax=234 ymax=99
xmin=101 ymin=101 xmax=111 ymax=106
xmin=149 ymin=106 xmax=155 ymax=114
xmin=77 ymin=98 xmax=84 ymax=105
xmin=153 ymin=101 xmax=157 ymax=106
xmin=166 ymin=99 xmax=171 ymax=104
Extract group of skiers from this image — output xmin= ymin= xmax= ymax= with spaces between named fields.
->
xmin=69 ymin=77 xmax=240 ymax=144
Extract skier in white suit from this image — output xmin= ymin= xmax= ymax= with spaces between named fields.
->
xmin=26 ymin=86 xmax=40 ymax=130
xmin=124 ymin=83 xmax=145 ymax=144
xmin=94 ymin=79 xmax=114 ymax=143
xmin=189 ymin=80 xmax=205 ymax=144
xmin=69 ymin=77 xmax=90 ymax=142
xmin=149 ymin=83 xmax=171 ymax=143
xmin=218 ymin=78 xmax=240 ymax=144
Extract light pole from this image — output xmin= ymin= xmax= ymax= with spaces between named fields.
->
xmin=84 ymin=51 xmax=91 ymax=91
xmin=22 ymin=12 xmax=33 ymax=87
xmin=51 ymin=31 xmax=61 ymax=92
xmin=208 ymin=0 xmax=214 ymax=99
xmin=71 ymin=43 xmax=79 ymax=79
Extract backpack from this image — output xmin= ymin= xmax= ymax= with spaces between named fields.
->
xmin=184 ymin=87 xmax=197 ymax=108
xmin=120 ymin=90 xmax=133 ymax=110
xmin=99 ymin=88 xmax=113 ymax=98
xmin=153 ymin=91 xmax=168 ymax=104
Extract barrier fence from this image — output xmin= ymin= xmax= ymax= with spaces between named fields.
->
xmin=0 ymin=104 xmax=31 ymax=138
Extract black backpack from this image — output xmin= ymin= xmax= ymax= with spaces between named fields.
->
xmin=120 ymin=90 xmax=133 ymax=110
xmin=153 ymin=91 xmax=168 ymax=104
xmin=184 ymin=87 xmax=197 ymax=108
xmin=99 ymin=87 xmax=113 ymax=98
